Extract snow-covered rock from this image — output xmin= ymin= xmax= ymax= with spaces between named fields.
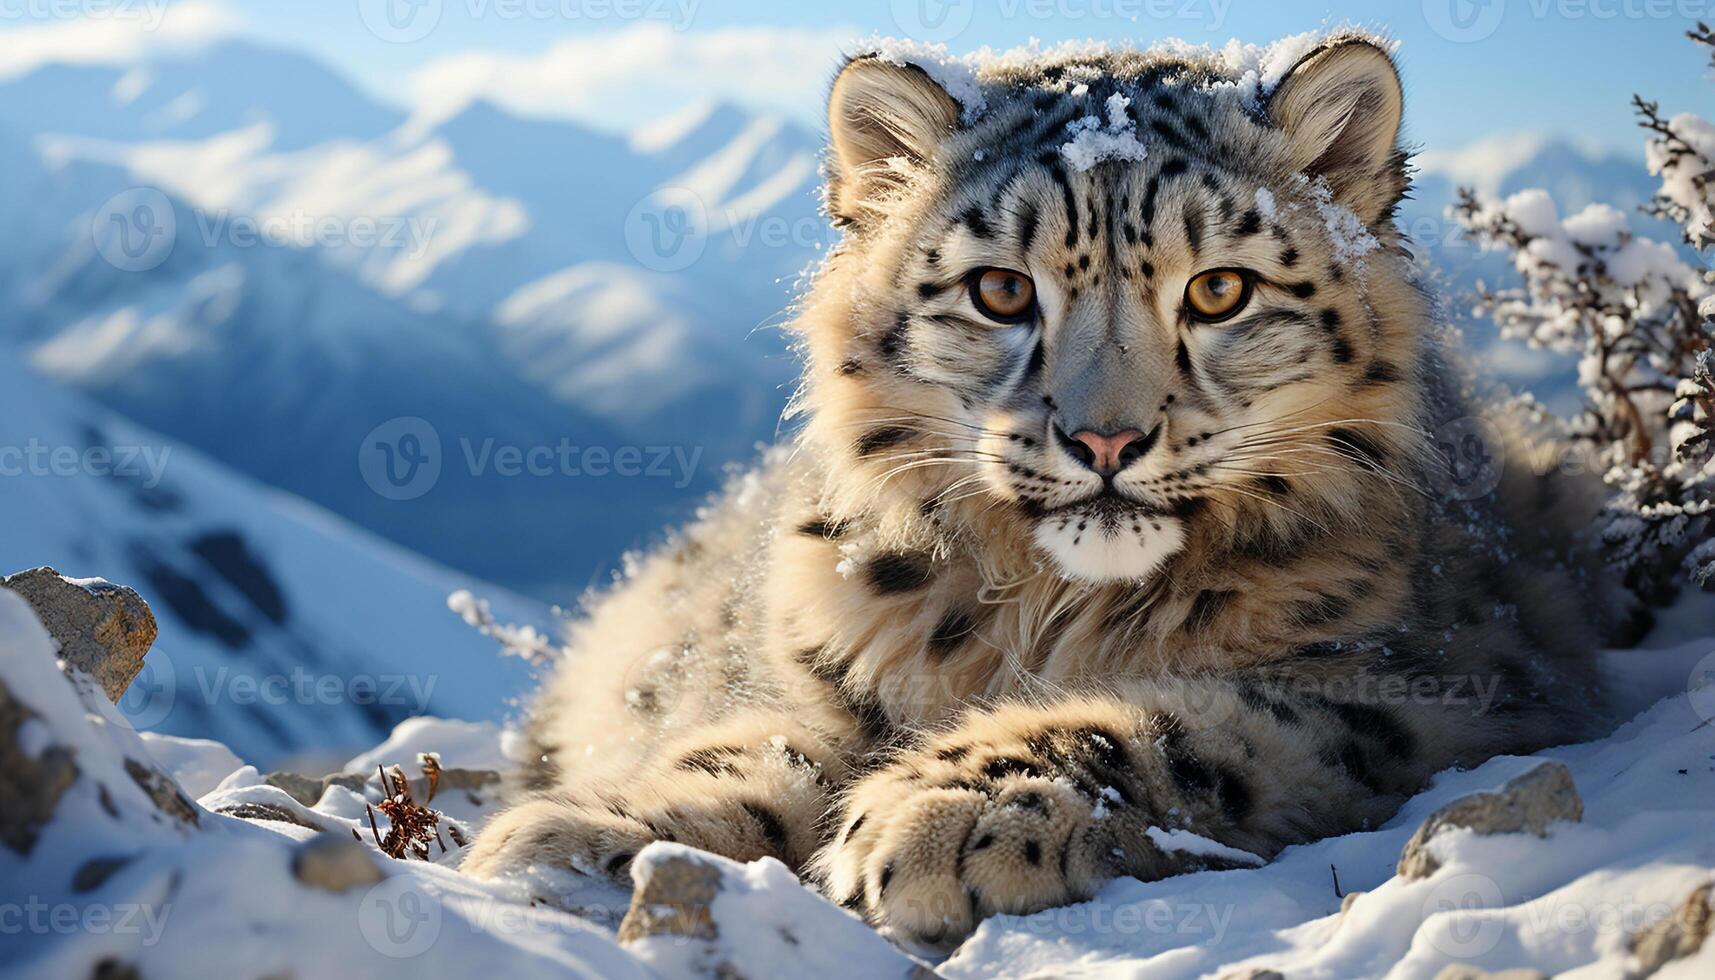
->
xmin=616 ymin=843 xmax=927 ymax=979
xmin=0 ymin=566 xmax=157 ymax=702
xmin=1395 ymin=761 xmax=1582 ymax=880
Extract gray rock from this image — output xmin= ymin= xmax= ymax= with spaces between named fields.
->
xmin=1433 ymin=968 xmax=1548 ymax=980
xmin=123 ymin=757 xmax=200 ymax=829
xmin=1398 ymin=761 xmax=1582 ymax=879
xmin=292 ymin=833 xmax=385 ymax=893
xmin=0 ymin=678 xmax=79 ymax=855
xmin=617 ymin=849 xmax=722 ymax=945
xmin=1 ymin=567 xmax=157 ymax=703
xmin=1628 ymin=883 xmax=1711 ymax=978
xmin=264 ymin=770 xmax=370 ymax=807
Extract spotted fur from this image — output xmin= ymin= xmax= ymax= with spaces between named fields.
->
xmin=462 ymin=34 xmax=1623 ymax=948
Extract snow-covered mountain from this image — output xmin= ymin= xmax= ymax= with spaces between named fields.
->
xmin=0 ymin=350 xmax=544 ymax=767
xmin=0 ymin=39 xmax=819 ymax=603
xmin=0 ymin=37 xmax=1663 ymax=603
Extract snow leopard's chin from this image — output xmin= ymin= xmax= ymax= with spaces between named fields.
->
xmin=1030 ymin=506 xmax=1185 ymax=584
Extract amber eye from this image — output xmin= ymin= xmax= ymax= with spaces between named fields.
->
xmin=1185 ymin=269 xmax=1251 ymax=323
xmin=969 ymin=268 xmax=1037 ymax=323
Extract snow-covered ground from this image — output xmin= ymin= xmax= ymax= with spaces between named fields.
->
xmin=4 ymin=583 xmax=1711 ymax=979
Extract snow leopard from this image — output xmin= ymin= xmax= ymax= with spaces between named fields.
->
xmin=462 ymin=34 xmax=1623 ymax=946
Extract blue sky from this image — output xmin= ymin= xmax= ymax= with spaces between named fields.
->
xmin=2 ymin=0 xmax=1708 ymax=153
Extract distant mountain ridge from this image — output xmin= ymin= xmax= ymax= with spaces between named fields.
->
xmin=0 ymin=38 xmax=821 ymax=602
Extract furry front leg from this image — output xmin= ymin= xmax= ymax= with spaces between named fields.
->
xmin=464 ymin=713 xmax=841 ymax=882
xmin=816 ymin=678 xmax=1432 ymax=946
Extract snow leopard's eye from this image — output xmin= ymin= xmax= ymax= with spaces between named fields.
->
xmin=1185 ymin=269 xmax=1252 ymax=323
xmin=968 ymin=268 xmax=1037 ymax=323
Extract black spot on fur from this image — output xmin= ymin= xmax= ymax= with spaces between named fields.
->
xmin=928 ymin=609 xmax=977 ymax=657
xmin=866 ymin=552 xmax=932 ymax=595
xmin=1024 ymin=840 xmax=1043 ymax=865
xmin=1290 ymin=281 xmax=1317 ymax=299
xmin=1011 ymin=791 xmax=1046 ymax=812
xmin=1025 ymin=337 xmax=1047 ymax=378
xmin=962 ymin=208 xmax=994 ymax=239
xmin=1236 ymin=208 xmax=1262 ymax=236
xmin=797 ymin=518 xmax=846 ymax=540
xmin=1331 ymin=337 xmax=1354 ymax=363
xmin=1017 ymin=203 xmax=1040 ymax=251
xmin=743 ymin=803 xmax=791 ymax=859
xmin=1327 ymin=427 xmax=1388 ymax=471
xmin=1280 ymin=246 xmax=1299 ymax=267
xmin=855 ymin=426 xmax=914 ymax=457
xmin=1141 ymin=175 xmax=1161 ymax=225
xmin=1322 ymin=700 xmax=1416 ymax=760
xmin=1159 ymin=157 xmax=1189 ymax=178
xmin=1175 ymin=338 xmax=1192 ymax=375
xmin=982 ymin=756 xmax=1044 ymax=780
xmin=1290 ymin=593 xmax=1352 ymax=629
xmin=1236 ymin=683 xmax=1300 ymax=725
xmin=917 ymin=282 xmax=940 ymax=299
xmin=1187 ymin=589 xmax=1237 ymax=631
xmin=1183 ymin=207 xmax=1205 ymax=251
xmin=1328 ymin=741 xmax=1386 ymax=793
xmin=1047 ymin=162 xmax=1080 ymax=247
xmin=1362 ymin=361 xmax=1401 ymax=385
xmin=1215 ymin=768 xmax=1254 ymax=823
xmin=879 ymin=314 xmax=908 ymax=364
xmin=936 ymin=744 xmax=971 ymax=763
xmin=837 ymin=357 xmax=864 ymax=376
xmin=677 ymin=746 xmax=746 ymax=777
xmin=1258 ymin=474 xmax=1291 ymax=496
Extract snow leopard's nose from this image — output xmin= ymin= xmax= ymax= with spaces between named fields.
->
xmin=1056 ymin=425 xmax=1157 ymax=477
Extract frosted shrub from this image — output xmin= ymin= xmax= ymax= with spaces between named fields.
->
xmin=1452 ymin=25 xmax=1715 ymax=601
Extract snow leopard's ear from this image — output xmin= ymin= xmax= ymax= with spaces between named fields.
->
xmin=826 ymin=56 xmax=959 ymax=227
xmin=1268 ymin=38 xmax=1406 ymax=224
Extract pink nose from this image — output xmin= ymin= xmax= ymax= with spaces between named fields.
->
xmin=1070 ymin=429 xmax=1147 ymax=476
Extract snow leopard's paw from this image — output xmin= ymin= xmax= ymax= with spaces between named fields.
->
xmin=465 ymin=727 xmax=835 ymax=882
xmin=460 ymin=795 xmax=655 ymax=881
xmin=815 ymin=720 xmax=1156 ymax=948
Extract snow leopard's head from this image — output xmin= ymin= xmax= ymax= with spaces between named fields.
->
xmin=798 ymin=34 xmax=1429 ymax=585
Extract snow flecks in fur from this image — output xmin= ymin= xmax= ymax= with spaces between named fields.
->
xmin=1307 ymin=176 xmax=1380 ymax=264
xmin=1059 ymin=92 xmax=1149 ymax=172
